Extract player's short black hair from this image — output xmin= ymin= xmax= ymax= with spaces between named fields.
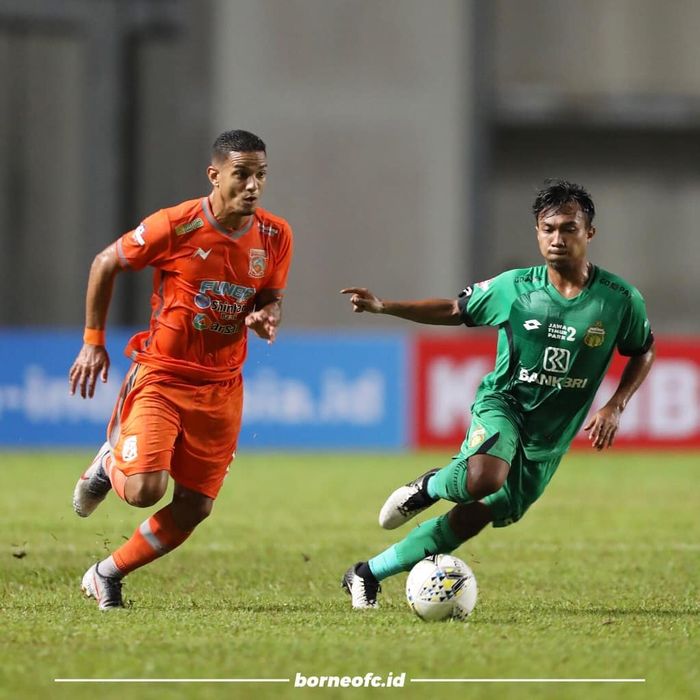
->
xmin=212 ymin=130 xmax=266 ymax=161
xmin=532 ymin=179 xmax=595 ymax=227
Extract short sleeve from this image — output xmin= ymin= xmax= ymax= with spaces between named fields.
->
xmin=457 ymin=271 xmax=516 ymax=327
xmin=115 ymin=209 xmax=172 ymax=271
xmin=262 ymin=223 xmax=293 ymax=294
xmin=617 ymin=288 xmax=654 ymax=356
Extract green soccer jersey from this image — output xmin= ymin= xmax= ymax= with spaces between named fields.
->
xmin=457 ymin=265 xmax=653 ymax=459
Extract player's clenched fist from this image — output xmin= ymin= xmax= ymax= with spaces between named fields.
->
xmin=340 ymin=287 xmax=384 ymax=314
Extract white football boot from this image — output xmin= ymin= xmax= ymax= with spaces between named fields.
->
xmin=81 ymin=563 xmax=124 ymax=610
xmin=378 ymin=468 xmax=440 ymax=529
xmin=342 ymin=563 xmax=381 ymax=609
xmin=72 ymin=441 xmax=112 ymax=517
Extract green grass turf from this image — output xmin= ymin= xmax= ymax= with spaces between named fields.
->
xmin=0 ymin=451 xmax=697 ymax=700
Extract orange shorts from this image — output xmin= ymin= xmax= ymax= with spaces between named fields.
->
xmin=107 ymin=363 xmax=243 ymax=499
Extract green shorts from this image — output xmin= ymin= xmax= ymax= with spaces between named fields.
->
xmin=446 ymin=398 xmax=562 ymax=527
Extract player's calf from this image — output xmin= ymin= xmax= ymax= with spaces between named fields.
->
xmin=170 ymin=484 xmax=214 ymax=530
xmin=447 ymin=502 xmax=493 ymax=540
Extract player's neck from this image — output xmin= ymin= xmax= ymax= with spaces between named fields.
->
xmin=208 ymin=194 xmax=252 ymax=232
xmin=547 ymin=260 xmax=592 ymax=299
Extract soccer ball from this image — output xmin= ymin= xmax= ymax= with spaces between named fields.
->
xmin=405 ymin=554 xmax=478 ymax=621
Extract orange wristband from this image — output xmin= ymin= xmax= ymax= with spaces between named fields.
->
xmin=83 ymin=328 xmax=106 ymax=345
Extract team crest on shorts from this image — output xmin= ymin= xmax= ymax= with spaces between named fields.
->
xmin=249 ymin=248 xmax=267 ymax=278
xmin=584 ymin=321 xmax=606 ymax=348
xmin=469 ymin=426 xmax=486 ymax=449
xmin=122 ymin=436 xmax=138 ymax=463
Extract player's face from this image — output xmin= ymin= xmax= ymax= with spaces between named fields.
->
xmin=536 ymin=204 xmax=595 ymax=268
xmin=208 ymin=151 xmax=267 ymax=216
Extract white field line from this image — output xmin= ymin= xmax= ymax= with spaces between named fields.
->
xmin=54 ymin=677 xmax=646 ymax=685
xmin=55 ymin=678 xmax=289 ymax=683
xmin=411 ymin=678 xmax=646 ymax=684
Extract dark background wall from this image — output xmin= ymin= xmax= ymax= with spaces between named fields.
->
xmin=0 ymin=0 xmax=695 ymax=333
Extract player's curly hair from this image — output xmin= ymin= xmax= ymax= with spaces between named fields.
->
xmin=212 ymin=130 xmax=266 ymax=160
xmin=532 ymin=179 xmax=595 ymax=227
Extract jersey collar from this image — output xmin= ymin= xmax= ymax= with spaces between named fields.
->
xmin=545 ymin=264 xmax=598 ymax=305
xmin=201 ymin=197 xmax=255 ymax=240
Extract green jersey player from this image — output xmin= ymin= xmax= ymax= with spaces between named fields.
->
xmin=340 ymin=180 xmax=655 ymax=608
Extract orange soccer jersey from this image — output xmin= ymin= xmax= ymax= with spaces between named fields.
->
xmin=115 ymin=197 xmax=293 ymax=381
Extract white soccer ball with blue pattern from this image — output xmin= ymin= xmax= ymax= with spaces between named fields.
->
xmin=405 ymin=554 xmax=478 ymax=621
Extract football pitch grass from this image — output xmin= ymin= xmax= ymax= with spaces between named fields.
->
xmin=1 ymin=451 xmax=697 ymax=700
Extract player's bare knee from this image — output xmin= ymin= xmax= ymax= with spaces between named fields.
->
xmin=171 ymin=489 xmax=214 ymax=529
xmin=126 ymin=487 xmax=164 ymax=508
xmin=125 ymin=473 xmax=168 ymax=508
xmin=188 ymin=499 xmax=213 ymax=525
xmin=466 ymin=458 xmax=508 ymax=501
xmin=175 ymin=505 xmax=212 ymax=530
xmin=466 ymin=478 xmax=497 ymax=501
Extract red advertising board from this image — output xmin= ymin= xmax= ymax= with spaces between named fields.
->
xmin=413 ymin=334 xmax=700 ymax=449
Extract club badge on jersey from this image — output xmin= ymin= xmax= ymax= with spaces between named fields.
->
xmin=249 ymin=249 xmax=267 ymax=278
xmin=583 ymin=321 xmax=606 ymax=348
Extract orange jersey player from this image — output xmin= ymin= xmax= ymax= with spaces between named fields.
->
xmin=117 ymin=193 xmax=291 ymax=379
xmin=68 ymin=130 xmax=293 ymax=609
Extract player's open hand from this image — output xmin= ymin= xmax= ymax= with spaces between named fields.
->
xmin=245 ymin=306 xmax=280 ymax=344
xmin=583 ymin=403 xmax=622 ymax=450
xmin=69 ymin=343 xmax=110 ymax=399
xmin=340 ymin=287 xmax=384 ymax=314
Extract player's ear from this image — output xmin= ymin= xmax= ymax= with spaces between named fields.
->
xmin=207 ymin=164 xmax=220 ymax=188
xmin=587 ymin=226 xmax=596 ymax=242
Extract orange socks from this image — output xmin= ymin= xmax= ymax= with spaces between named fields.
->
xmin=98 ymin=451 xmax=193 ymax=578
xmin=110 ymin=506 xmax=192 ymax=576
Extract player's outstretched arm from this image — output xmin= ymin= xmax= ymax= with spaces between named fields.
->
xmin=584 ymin=343 xmax=656 ymax=450
xmin=340 ymin=287 xmax=462 ymax=326
xmin=69 ymin=243 xmax=122 ymax=398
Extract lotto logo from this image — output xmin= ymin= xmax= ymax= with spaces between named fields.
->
xmin=523 ymin=319 xmax=542 ymax=331
xmin=543 ymin=347 xmax=571 ymax=373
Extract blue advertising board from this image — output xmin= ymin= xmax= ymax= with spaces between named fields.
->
xmin=241 ymin=332 xmax=407 ymax=449
xmin=0 ymin=330 xmax=407 ymax=449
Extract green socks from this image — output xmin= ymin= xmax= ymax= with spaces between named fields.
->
xmin=368 ymin=514 xmax=464 ymax=581
xmin=367 ymin=460 xmax=475 ymax=581
xmin=427 ymin=458 xmax=471 ymax=503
